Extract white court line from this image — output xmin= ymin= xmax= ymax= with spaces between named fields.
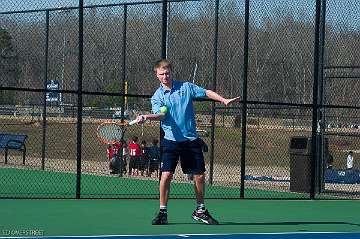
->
xmin=1 ymin=232 xmax=360 ymax=239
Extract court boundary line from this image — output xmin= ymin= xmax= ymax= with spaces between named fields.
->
xmin=2 ymin=231 xmax=360 ymax=239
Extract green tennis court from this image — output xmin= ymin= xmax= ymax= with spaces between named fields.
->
xmin=0 ymin=167 xmax=307 ymax=199
xmin=2 ymin=167 xmax=359 ymax=237
xmin=0 ymin=199 xmax=360 ymax=237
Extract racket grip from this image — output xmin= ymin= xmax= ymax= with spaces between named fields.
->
xmin=128 ymin=119 xmax=138 ymax=125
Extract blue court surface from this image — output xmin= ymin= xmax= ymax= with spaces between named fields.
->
xmin=2 ymin=233 xmax=360 ymax=239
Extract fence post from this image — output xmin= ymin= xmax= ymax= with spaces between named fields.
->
xmin=310 ymin=0 xmax=323 ymax=200
xmin=240 ymin=0 xmax=250 ymax=199
xmin=208 ymin=0 xmax=220 ymax=186
xmin=76 ymin=0 xmax=84 ymax=199
xmin=41 ymin=10 xmax=50 ymax=171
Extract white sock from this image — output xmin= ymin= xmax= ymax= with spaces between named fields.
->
xmin=196 ymin=203 xmax=205 ymax=213
xmin=160 ymin=205 xmax=167 ymax=213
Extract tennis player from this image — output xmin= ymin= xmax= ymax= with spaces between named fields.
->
xmin=135 ymin=59 xmax=240 ymax=225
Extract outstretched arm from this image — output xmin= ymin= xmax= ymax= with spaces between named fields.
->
xmin=205 ymin=90 xmax=240 ymax=106
xmin=134 ymin=113 xmax=165 ymax=124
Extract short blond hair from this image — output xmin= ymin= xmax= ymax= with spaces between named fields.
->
xmin=154 ymin=59 xmax=172 ymax=72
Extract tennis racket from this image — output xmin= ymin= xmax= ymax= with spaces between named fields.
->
xmin=96 ymin=119 xmax=138 ymax=145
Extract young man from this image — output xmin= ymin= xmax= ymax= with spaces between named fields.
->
xmin=135 ymin=59 xmax=240 ymax=225
xmin=347 ymin=151 xmax=354 ymax=170
xmin=114 ymin=139 xmax=128 ymax=174
xmin=128 ymin=136 xmax=141 ymax=176
xmin=147 ymin=138 xmax=161 ymax=178
xmin=107 ymin=145 xmax=116 ymax=174
xmin=139 ymin=140 xmax=148 ymax=176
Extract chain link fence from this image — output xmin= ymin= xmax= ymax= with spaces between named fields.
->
xmin=0 ymin=0 xmax=359 ymax=199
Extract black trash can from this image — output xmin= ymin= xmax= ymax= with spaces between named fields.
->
xmin=289 ymin=136 xmax=312 ymax=193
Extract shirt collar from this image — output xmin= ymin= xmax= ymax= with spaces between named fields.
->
xmin=160 ymin=79 xmax=178 ymax=93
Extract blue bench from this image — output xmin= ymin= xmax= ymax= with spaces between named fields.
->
xmin=0 ymin=133 xmax=28 ymax=164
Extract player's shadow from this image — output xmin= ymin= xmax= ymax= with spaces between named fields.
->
xmin=218 ymin=221 xmax=360 ymax=226
xmin=168 ymin=221 xmax=360 ymax=227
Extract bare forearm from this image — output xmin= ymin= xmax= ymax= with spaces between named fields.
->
xmin=205 ymin=90 xmax=226 ymax=104
xmin=135 ymin=113 xmax=165 ymax=123
xmin=205 ymin=90 xmax=241 ymax=106
xmin=144 ymin=113 xmax=165 ymax=121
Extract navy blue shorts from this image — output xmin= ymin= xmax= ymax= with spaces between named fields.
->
xmin=161 ymin=138 xmax=205 ymax=174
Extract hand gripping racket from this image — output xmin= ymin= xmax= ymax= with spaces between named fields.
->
xmin=96 ymin=119 xmax=138 ymax=145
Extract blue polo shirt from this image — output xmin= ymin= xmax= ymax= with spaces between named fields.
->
xmin=151 ymin=80 xmax=206 ymax=142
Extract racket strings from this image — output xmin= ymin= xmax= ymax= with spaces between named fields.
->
xmin=97 ymin=124 xmax=124 ymax=142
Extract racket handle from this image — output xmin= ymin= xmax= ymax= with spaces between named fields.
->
xmin=129 ymin=116 xmax=145 ymax=125
xmin=128 ymin=119 xmax=138 ymax=125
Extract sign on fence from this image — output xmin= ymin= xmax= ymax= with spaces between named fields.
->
xmin=46 ymin=80 xmax=60 ymax=103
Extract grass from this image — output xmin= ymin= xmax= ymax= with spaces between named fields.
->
xmin=1 ymin=118 xmax=359 ymax=168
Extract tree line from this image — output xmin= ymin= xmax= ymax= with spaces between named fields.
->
xmin=0 ymin=4 xmax=359 ymax=115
